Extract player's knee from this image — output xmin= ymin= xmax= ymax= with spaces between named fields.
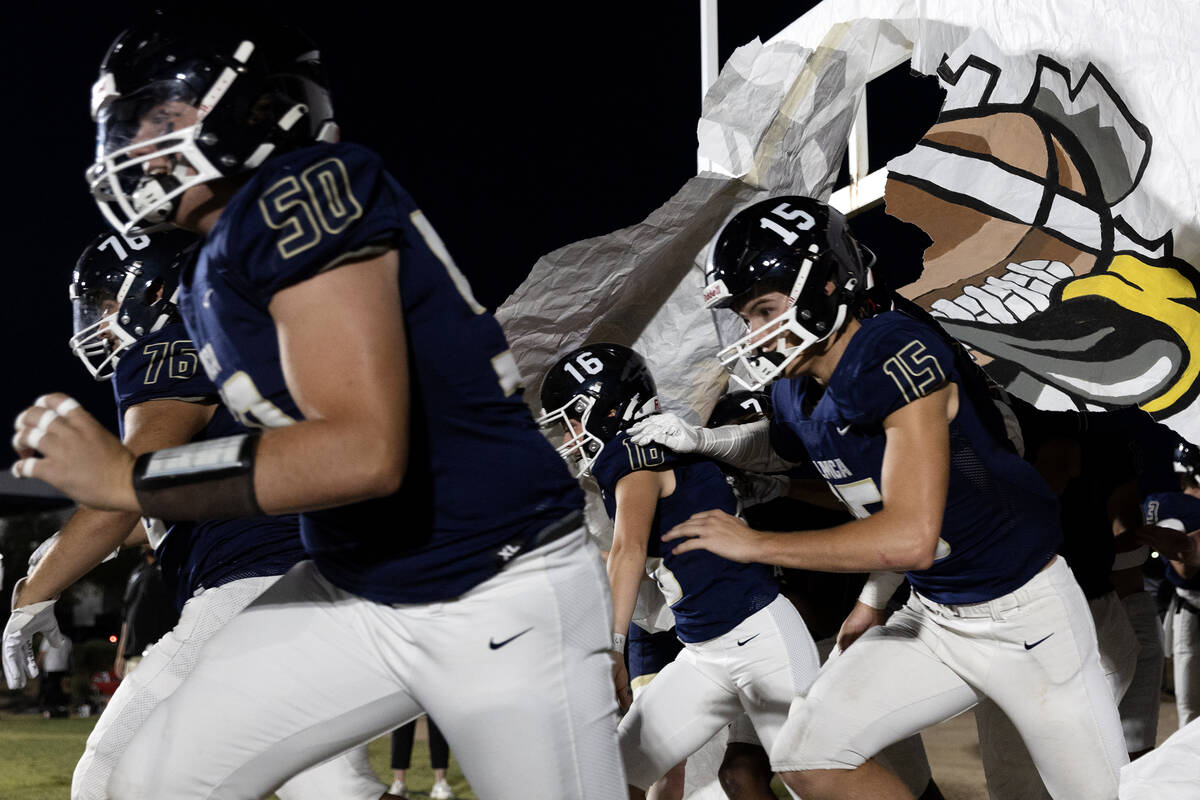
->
xmin=718 ymin=743 xmax=772 ymax=799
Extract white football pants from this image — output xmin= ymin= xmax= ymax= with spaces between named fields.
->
xmin=724 ymin=632 xmax=936 ymax=797
xmin=975 ymin=589 xmax=1139 ymax=800
xmin=73 ymin=574 xmax=382 ymax=800
xmin=771 ymin=558 xmax=1128 ymax=799
xmin=618 ymin=594 xmax=819 ymax=791
xmin=108 ymin=530 xmax=625 ymax=800
xmin=1166 ymin=588 xmax=1200 ymax=727
xmin=1119 ymin=717 xmax=1200 ymax=799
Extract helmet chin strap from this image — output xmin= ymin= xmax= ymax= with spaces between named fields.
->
xmin=132 ymin=170 xmax=185 ymax=225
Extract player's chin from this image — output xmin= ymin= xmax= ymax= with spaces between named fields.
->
xmin=781 ymin=352 xmax=814 ymax=379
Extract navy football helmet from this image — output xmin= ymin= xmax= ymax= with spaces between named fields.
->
xmin=88 ymin=11 xmax=338 ymax=233
xmin=69 ymin=228 xmax=199 ymax=380
xmin=704 ymin=196 xmax=874 ymax=389
xmin=538 ymin=344 xmax=660 ymax=476
xmin=706 ymin=390 xmax=773 ymax=428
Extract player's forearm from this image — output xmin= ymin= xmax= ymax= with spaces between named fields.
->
xmin=1170 ymin=557 xmax=1199 ymax=580
xmin=115 ymin=622 xmax=129 ymax=660
xmin=251 ymin=418 xmax=407 ymax=515
xmin=756 ymin=512 xmax=940 ymax=573
xmin=606 ymin=541 xmax=647 ymax=637
xmin=697 ymin=419 xmax=792 ymax=473
xmin=19 ymin=507 xmax=140 ymax=606
xmin=121 ymin=520 xmax=150 ymax=549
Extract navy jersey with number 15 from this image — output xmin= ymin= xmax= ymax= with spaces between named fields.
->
xmin=178 ymin=142 xmax=583 ymax=604
xmin=770 ymin=312 xmax=1062 ymax=605
xmin=113 ymin=322 xmax=305 ymax=612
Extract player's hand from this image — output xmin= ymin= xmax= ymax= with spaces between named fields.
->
xmin=627 ymin=413 xmax=701 ymax=453
xmin=835 ymin=600 xmax=886 ymax=654
xmin=610 ymin=651 xmax=633 ymax=712
xmin=11 ymin=394 xmax=139 ymax=512
xmin=3 ymin=579 xmax=66 ymax=690
xmin=662 ymin=510 xmax=762 ymax=563
xmin=1135 ymin=524 xmax=1200 ymax=565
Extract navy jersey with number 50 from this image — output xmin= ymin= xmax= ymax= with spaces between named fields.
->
xmin=1144 ymin=492 xmax=1200 ymax=590
xmin=113 ymin=322 xmax=306 ymax=612
xmin=591 ymin=431 xmax=777 ymax=643
xmin=770 ymin=311 xmax=1061 ymax=604
xmin=178 ymin=142 xmax=583 ymax=603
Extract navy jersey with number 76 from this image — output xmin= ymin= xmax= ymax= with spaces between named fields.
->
xmin=113 ymin=322 xmax=305 ymax=612
xmin=178 ymin=142 xmax=583 ymax=603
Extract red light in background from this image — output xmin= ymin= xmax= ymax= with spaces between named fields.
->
xmin=108 ymin=635 xmax=118 ymax=644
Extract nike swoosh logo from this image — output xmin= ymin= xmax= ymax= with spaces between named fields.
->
xmin=1024 ymin=633 xmax=1053 ymax=650
xmin=489 ymin=627 xmax=533 ymax=650
xmin=737 ymin=634 xmax=760 ymax=646
xmin=836 ymin=425 xmax=851 ymax=436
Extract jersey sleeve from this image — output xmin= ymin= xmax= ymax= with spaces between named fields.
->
xmin=836 ymin=315 xmax=954 ymax=425
xmin=112 ymin=325 xmax=219 ymax=420
xmin=591 ymin=432 xmax=686 ymax=496
xmin=1145 ymin=492 xmax=1200 ymax=530
xmin=231 ymin=144 xmax=411 ymax=300
xmin=1144 ymin=493 xmax=1167 ymax=525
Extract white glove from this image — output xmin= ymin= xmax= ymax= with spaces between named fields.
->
xmin=3 ymin=578 xmax=66 ymax=690
xmin=627 ymin=413 xmax=703 ymax=453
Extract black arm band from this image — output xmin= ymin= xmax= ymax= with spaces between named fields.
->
xmin=132 ymin=433 xmax=264 ymax=520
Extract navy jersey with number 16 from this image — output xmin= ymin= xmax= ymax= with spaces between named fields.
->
xmin=591 ymin=431 xmax=778 ymax=643
xmin=178 ymin=142 xmax=583 ymax=604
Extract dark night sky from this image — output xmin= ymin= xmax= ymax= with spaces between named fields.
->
xmin=1 ymin=2 xmax=938 ymax=440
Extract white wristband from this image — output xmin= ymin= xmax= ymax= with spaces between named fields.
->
xmin=611 ymin=632 xmax=627 ymax=653
xmin=858 ymin=571 xmax=905 ymax=610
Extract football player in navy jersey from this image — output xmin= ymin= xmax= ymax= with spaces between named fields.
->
xmin=11 ymin=12 xmax=622 ymax=800
xmin=630 ymin=196 xmax=1128 ymax=799
xmin=539 ymin=343 xmax=820 ymax=797
xmin=1141 ymin=440 xmax=1200 ymax=729
xmin=3 ymin=231 xmax=396 ymax=800
xmin=1121 ymin=440 xmax=1200 ymax=799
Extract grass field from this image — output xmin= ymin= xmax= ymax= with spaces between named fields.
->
xmin=0 ymin=714 xmax=477 ymax=800
xmin=2 ymin=697 xmax=1183 ymax=799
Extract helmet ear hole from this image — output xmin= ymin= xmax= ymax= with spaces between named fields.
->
xmin=144 ymin=276 xmax=165 ymax=304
